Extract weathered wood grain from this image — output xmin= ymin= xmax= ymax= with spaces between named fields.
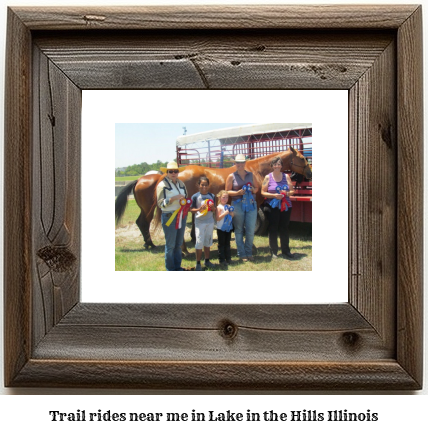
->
xmin=349 ymin=38 xmax=397 ymax=352
xmin=61 ymin=303 xmax=368 ymax=329
xmin=11 ymin=5 xmax=419 ymax=30
xmin=3 ymin=5 xmax=423 ymax=390
xmin=34 ymin=31 xmax=394 ymax=90
xmin=4 ymin=8 xmax=32 ymax=389
xmin=32 ymin=46 xmax=81 ymax=348
xmin=32 ymin=304 xmax=392 ymax=362
xmin=12 ymin=361 xmax=419 ymax=390
xmin=396 ymin=6 xmax=424 ymax=387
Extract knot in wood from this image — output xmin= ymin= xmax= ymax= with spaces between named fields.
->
xmin=378 ymin=122 xmax=393 ymax=149
xmin=341 ymin=332 xmax=361 ymax=350
xmin=219 ymin=320 xmax=238 ymax=340
xmin=83 ymin=15 xmax=106 ymax=23
xmin=37 ymin=245 xmax=76 ymax=272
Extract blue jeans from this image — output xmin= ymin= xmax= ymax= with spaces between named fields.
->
xmin=161 ymin=212 xmax=188 ymax=271
xmin=232 ymin=203 xmax=257 ymax=258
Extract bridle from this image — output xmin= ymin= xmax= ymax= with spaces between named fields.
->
xmin=290 ymin=156 xmax=310 ymax=173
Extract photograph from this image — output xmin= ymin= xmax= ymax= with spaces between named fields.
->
xmin=115 ymin=123 xmax=313 ymax=272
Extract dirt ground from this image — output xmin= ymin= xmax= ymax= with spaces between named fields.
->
xmin=115 ymin=221 xmax=218 ymax=242
xmin=115 ymin=223 xmax=146 ymax=240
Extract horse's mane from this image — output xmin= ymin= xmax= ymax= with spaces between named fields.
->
xmin=248 ymin=150 xmax=284 ymax=164
xmin=245 ymin=149 xmax=292 ymax=176
xmin=246 ymin=149 xmax=292 ymax=167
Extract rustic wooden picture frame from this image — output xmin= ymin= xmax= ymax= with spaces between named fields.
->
xmin=4 ymin=5 xmax=423 ymax=390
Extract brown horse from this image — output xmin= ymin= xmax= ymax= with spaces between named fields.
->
xmin=115 ymin=147 xmax=312 ymax=250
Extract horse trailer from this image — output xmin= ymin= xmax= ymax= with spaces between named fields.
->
xmin=176 ymin=123 xmax=312 ymax=233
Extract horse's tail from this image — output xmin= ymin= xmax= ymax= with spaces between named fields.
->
xmin=115 ymin=180 xmax=138 ymax=226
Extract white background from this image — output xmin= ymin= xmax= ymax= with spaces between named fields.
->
xmin=0 ymin=0 xmax=427 ymax=431
xmin=82 ymin=90 xmax=348 ymax=304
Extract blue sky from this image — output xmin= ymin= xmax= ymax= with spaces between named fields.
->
xmin=115 ymin=123 xmax=252 ymax=168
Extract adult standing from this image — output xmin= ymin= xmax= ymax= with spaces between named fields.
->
xmin=261 ymin=156 xmax=295 ymax=259
xmin=225 ymin=154 xmax=259 ymax=261
xmin=157 ymin=162 xmax=188 ymax=271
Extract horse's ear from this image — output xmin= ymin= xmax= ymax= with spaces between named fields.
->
xmin=290 ymin=146 xmax=297 ymax=155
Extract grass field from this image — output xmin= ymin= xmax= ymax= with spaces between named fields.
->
xmin=115 ymin=199 xmax=312 ymax=271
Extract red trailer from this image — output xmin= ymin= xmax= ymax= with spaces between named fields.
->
xmin=176 ymin=123 xmax=312 ymax=233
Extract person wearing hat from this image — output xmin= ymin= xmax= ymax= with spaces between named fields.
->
xmin=225 ymin=154 xmax=259 ymax=261
xmin=157 ymin=161 xmax=188 ymax=271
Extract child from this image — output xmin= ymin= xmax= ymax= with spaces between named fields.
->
xmin=216 ymin=190 xmax=235 ymax=266
xmin=190 ymin=176 xmax=216 ymax=271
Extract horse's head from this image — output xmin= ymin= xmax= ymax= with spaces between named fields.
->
xmin=289 ymin=147 xmax=312 ymax=180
